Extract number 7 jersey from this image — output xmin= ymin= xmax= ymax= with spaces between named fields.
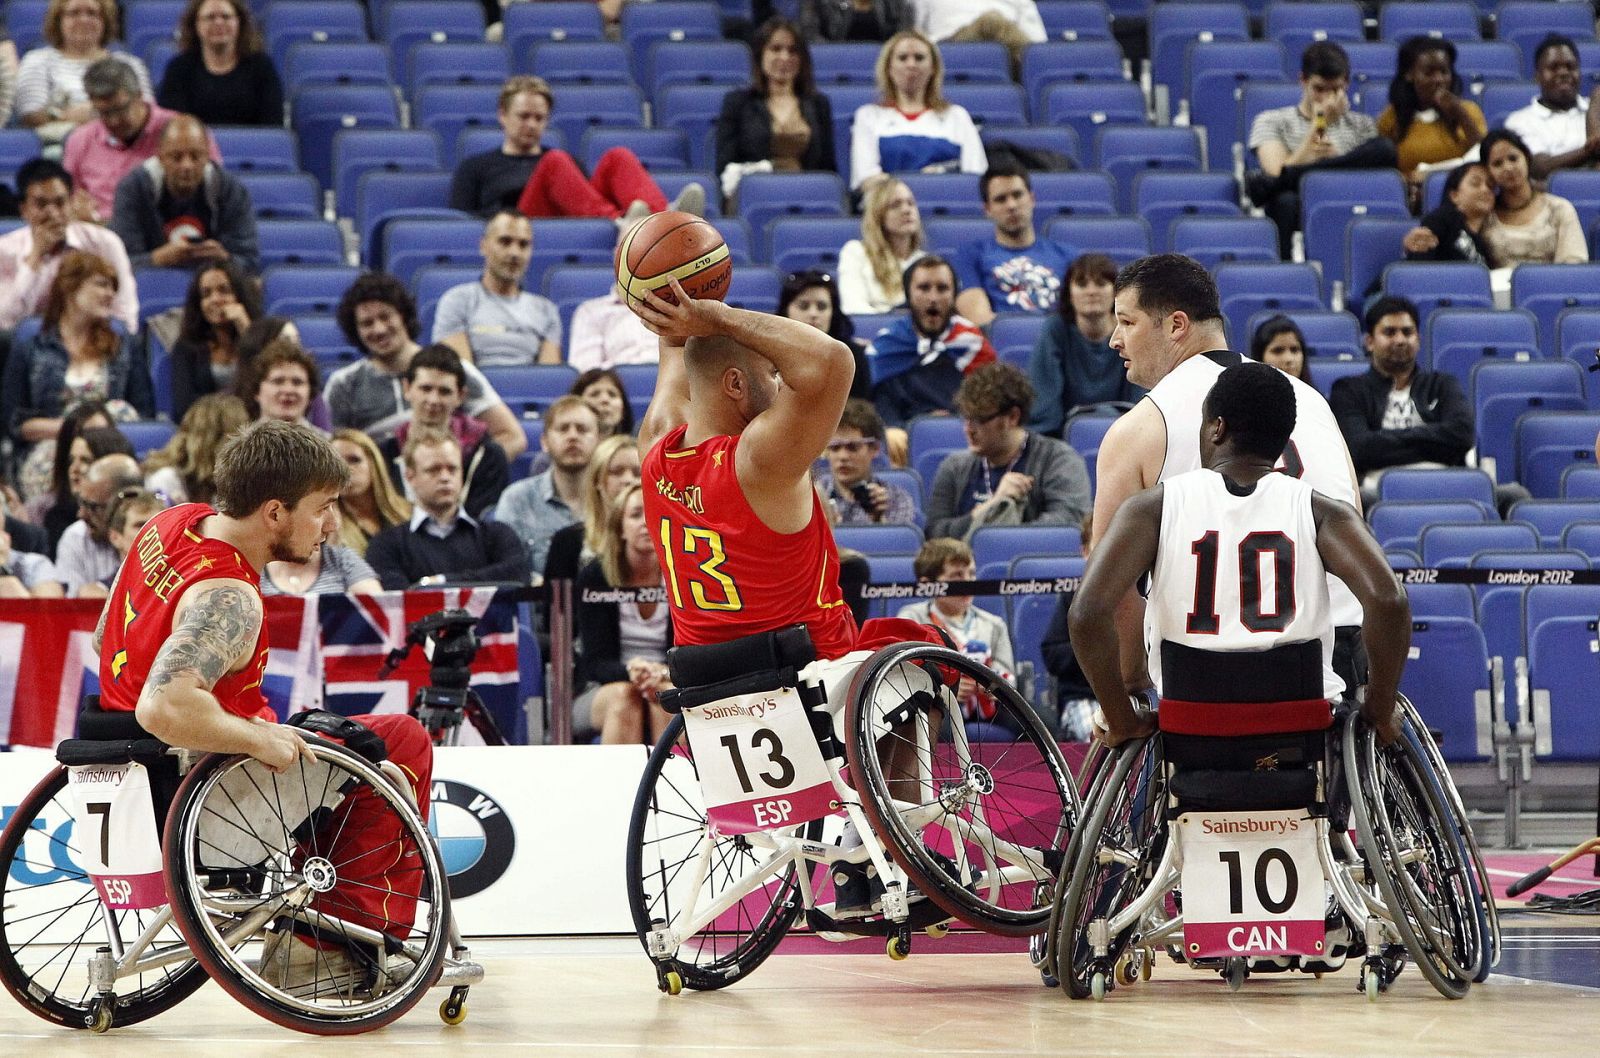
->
xmin=642 ymin=424 xmax=860 ymax=659
xmin=1146 ymin=469 xmax=1343 ymax=701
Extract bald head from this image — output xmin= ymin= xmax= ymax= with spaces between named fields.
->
xmin=159 ymin=116 xmax=211 ymax=199
xmin=81 ymin=454 xmax=146 ymax=540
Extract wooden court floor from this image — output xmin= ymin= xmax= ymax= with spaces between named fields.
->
xmin=2 ymin=933 xmax=1595 ymax=1058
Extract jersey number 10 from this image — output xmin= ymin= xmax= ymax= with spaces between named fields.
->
xmin=1186 ymin=530 xmax=1296 ymax=634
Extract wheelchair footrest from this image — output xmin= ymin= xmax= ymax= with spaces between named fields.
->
xmin=805 ymin=897 xmax=952 ymax=938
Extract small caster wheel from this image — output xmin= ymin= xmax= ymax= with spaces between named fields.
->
xmin=886 ymin=936 xmax=910 ymax=961
xmin=86 ymin=999 xmax=113 ymax=1034
xmin=1037 ymin=966 xmax=1060 ymax=989
xmin=1363 ymin=967 xmax=1380 ymax=1003
xmin=925 ymin=921 xmax=950 ymax=939
xmin=658 ymin=969 xmax=684 ymax=995
xmin=1140 ymin=952 xmax=1153 ymax=981
xmin=1115 ymin=954 xmax=1138 ymax=986
xmin=1225 ymin=958 xmax=1247 ymax=992
xmin=1090 ymin=970 xmax=1108 ymax=1001
xmin=440 ymin=999 xmax=467 ymax=1025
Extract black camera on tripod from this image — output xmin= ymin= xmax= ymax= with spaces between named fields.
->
xmin=377 ymin=608 xmax=504 ymax=746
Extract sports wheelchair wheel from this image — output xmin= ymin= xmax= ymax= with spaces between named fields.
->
xmin=1396 ymin=694 xmax=1500 ymax=981
xmin=844 ymin=643 xmax=1078 ymax=936
xmin=1344 ymin=716 xmax=1475 ymax=999
xmin=626 ymin=714 xmax=820 ymax=991
xmin=161 ymin=740 xmax=450 ymax=1035
xmin=1047 ymin=735 xmax=1166 ymax=999
xmin=0 ymin=766 xmax=207 ymax=1030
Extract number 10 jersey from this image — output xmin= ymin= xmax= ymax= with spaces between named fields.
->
xmin=1146 ymin=469 xmax=1343 ymax=701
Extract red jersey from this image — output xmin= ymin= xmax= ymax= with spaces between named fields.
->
xmin=99 ymin=503 xmax=272 ymax=720
xmin=643 ymin=425 xmax=859 ymax=659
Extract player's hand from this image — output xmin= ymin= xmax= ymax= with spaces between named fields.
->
xmin=1402 ymin=226 xmax=1439 ymax=254
xmin=251 ymin=720 xmax=316 ymax=774
xmin=1362 ymin=698 xmax=1403 ymax=747
xmin=628 ymin=277 xmax=723 ymax=339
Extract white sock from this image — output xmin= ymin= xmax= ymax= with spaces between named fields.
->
xmin=839 ymin=820 xmax=862 ymax=849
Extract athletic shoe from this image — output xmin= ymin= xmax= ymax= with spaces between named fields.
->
xmin=258 ymin=929 xmax=387 ymax=1000
xmin=617 ymin=199 xmax=651 ymax=233
xmin=669 ymin=182 xmax=706 ymax=218
xmin=829 ymin=860 xmax=880 ymax=920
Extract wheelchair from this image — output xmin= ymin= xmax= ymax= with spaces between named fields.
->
xmin=1042 ymin=641 xmax=1495 ymax=1003
xmin=0 ymin=701 xmax=483 ymax=1035
xmin=624 ymin=625 xmax=1080 ymax=993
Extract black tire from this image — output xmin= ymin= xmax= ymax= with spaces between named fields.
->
xmin=625 ymin=714 xmax=819 ymax=991
xmin=1344 ymin=717 xmax=1472 ymax=999
xmin=162 ymin=741 xmax=450 ymax=1034
xmin=0 ymin=766 xmax=207 ymax=1029
xmin=843 ymin=643 xmax=1078 ymax=936
xmin=1048 ymin=735 xmax=1166 ymax=999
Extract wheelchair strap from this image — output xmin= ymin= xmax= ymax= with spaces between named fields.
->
xmin=287 ymin=710 xmax=388 ymax=763
xmin=56 ymin=738 xmax=169 ymax=768
xmin=1159 ymin=697 xmax=1332 ymax=737
xmin=660 ymin=666 xmax=801 ymax=715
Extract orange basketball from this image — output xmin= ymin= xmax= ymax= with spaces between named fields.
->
xmin=615 ymin=210 xmax=732 ymax=309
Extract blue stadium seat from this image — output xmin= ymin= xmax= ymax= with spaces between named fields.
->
xmin=415 ymin=265 xmax=482 ymax=335
xmin=1095 ymin=127 xmax=1202 ymax=212
xmin=658 ymin=84 xmax=736 ymax=169
xmin=1215 ymin=262 xmax=1324 ymax=345
xmin=1242 ymin=309 xmax=1361 ymax=360
xmin=991 ymin=316 xmax=1048 ymax=365
xmin=383 ymin=218 xmax=483 ymax=286
xmin=256 ymin=220 xmax=345 ymax=267
xmin=1147 ymin=2 xmax=1249 ymax=97
xmin=971 ymin=526 xmax=1082 ymax=573
xmin=264 ymin=2 xmax=369 ymax=71
xmin=1482 ymin=81 xmax=1540 ymax=134
xmin=1404 ymin=582 xmax=1476 ymax=621
xmin=810 ymin=43 xmax=881 ymax=85
xmin=1037 ymin=0 xmax=1115 ymax=40
xmin=123 ymin=0 xmax=186 ymax=54
xmin=899 ymin=173 xmax=983 ymax=219
xmin=1500 ymin=2 xmax=1597 ymax=76
xmin=551 ymin=85 xmax=649 ymax=151
xmin=649 ymin=40 xmax=751 ymax=95
xmin=1022 ymin=41 xmax=1125 ymax=113
xmin=238 ymin=172 xmax=322 ymax=220
xmin=1517 ymin=411 xmax=1600 ymax=496
xmin=290 ymin=85 xmax=401 ymax=191
xmin=1377 ymin=468 xmax=1496 ymax=509
xmin=1477 ymin=584 xmax=1525 ymax=675
xmin=1513 ymin=264 xmax=1600 ymax=344
xmin=527 ymin=219 xmax=618 ymax=286
xmin=619 ymin=1 xmax=722 ymax=87
xmin=126 ymin=266 xmax=189 ymax=317
xmin=1170 ymin=216 xmax=1278 ymax=269
xmin=385 ymin=3 xmax=488 ymax=75
xmin=1402 ymin=618 xmax=1494 ymax=763
xmin=1040 ymin=82 xmax=1147 ymax=148
xmin=1044 ymin=216 xmax=1153 ymax=267
xmin=653 ymin=170 xmax=720 ymax=218
xmin=862 ymin=554 xmax=917 ymax=618
xmin=1378 ymin=2 xmax=1479 ymax=42
xmin=941 ymin=42 xmax=1013 ymax=84
xmin=481 ymin=365 xmax=579 ymax=410
xmin=980 ymin=124 xmax=1083 ymax=169
xmin=833 ymin=524 xmax=925 ymax=555
xmin=546 ymin=265 xmax=617 ymax=336
xmin=1134 ymin=171 xmax=1241 ymax=249
xmin=1386 ymin=547 xmax=1423 ymax=570
xmin=0 ymin=129 xmax=41 ymax=190
xmin=766 ymin=217 xmax=862 ymax=274
xmin=1065 ymin=411 xmax=1118 ymax=470
xmin=1419 ymin=521 xmax=1539 ymax=567
xmin=924 ymin=219 xmax=993 ymax=257
xmin=1306 ymin=357 xmax=1370 ymax=401
xmin=1428 ymin=307 xmax=1541 ymax=381
xmin=1478 ymin=391 xmax=1588 ymax=483
xmin=1367 ymin=501 xmax=1491 ymax=553
xmin=1011 ymin=592 xmax=1062 ymax=701
xmin=356 ymin=171 xmax=457 ymax=264
xmin=1508 ymin=500 xmax=1600 ymax=547
xmin=503 ymin=2 xmax=606 ymax=50
xmin=118 ymin=419 xmax=178 ymax=460
xmin=908 ymin=415 xmax=967 ymax=465
xmin=708 ymin=218 xmax=755 ymax=265
xmin=1383 ymin=262 xmax=1494 ymax=323
xmin=332 ymin=129 xmax=443 ymax=218
xmin=579 ymin=127 xmax=688 ymax=172
xmin=1341 ymin=216 xmax=1413 ymax=305
xmin=524 ymin=41 xmax=634 ymax=84
xmin=1563 ymin=466 xmax=1600 ymax=499
xmin=1528 ymin=615 xmax=1600 ymax=761
xmin=1186 ymin=41 xmax=1287 ymax=169
xmin=412 ymin=84 xmax=508 ymax=161
xmin=292 ymin=315 xmax=359 ymax=361
xmin=282 ymin=42 xmax=394 ymax=94
xmin=262 ymin=265 xmax=362 ymax=316
xmin=1300 ymin=169 xmax=1409 ymax=275
xmin=211 ymin=127 xmax=299 ymax=173
xmin=1556 ymin=307 xmax=1600 ymax=368
xmin=1470 ymin=357 xmax=1586 ymax=422
xmin=913 ymin=447 xmax=961 ymax=498
xmin=3 ymin=0 xmax=47 ymax=52
xmin=1263 ymin=2 xmax=1364 ymax=64
xmin=1452 ymin=41 xmax=1524 ymax=87
xmin=1342 ymin=41 xmax=1400 ymax=96
xmin=736 ymin=172 xmax=848 ymax=245
xmin=725 ymin=265 xmax=783 ymax=313
xmin=406 ymin=42 xmax=509 ymax=95
xmin=1563 ymin=520 xmax=1600 ymax=558
xmin=1239 ymin=81 xmax=1304 ymax=161
xmin=1031 ymin=171 xmax=1119 ymax=217
xmin=945 ymin=83 xmax=1029 ymax=127
xmin=1549 ymin=170 xmax=1600 ymax=241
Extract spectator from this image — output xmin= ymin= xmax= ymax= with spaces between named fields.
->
xmin=448 ymin=76 xmax=704 ymax=221
xmin=0 ymin=30 xmax=16 ymax=128
xmin=58 ymin=451 xmax=142 ymax=596
xmin=953 ymin=162 xmax=1075 ymax=326
xmin=837 ymin=176 xmax=925 ymax=315
xmin=800 ymin=0 xmax=912 ymax=43
xmin=326 ymin=272 xmax=527 ymax=457
xmin=23 ymin=403 xmax=117 ymax=546
xmin=261 ymin=529 xmax=380 ymax=596
xmin=1400 ymin=161 xmax=1497 ymax=269
xmin=63 ymin=57 xmax=219 ymax=221
xmin=378 ymin=344 xmax=509 ymax=520
xmin=142 ymin=392 xmax=249 ymax=505
xmin=235 ymin=337 xmax=320 ymax=430
xmin=366 ymin=429 xmax=531 ymax=589
xmin=567 ymin=287 xmax=659 ymax=372
xmin=331 ymin=428 xmax=411 ymax=557
xmin=167 ymin=261 xmax=260 ymax=420
xmin=779 ymin=269 xmax=870 ymax=399
xmin=431 ymin=210 xmax=560 ymax=367
xmin=494 ymin=395 xmax=601 ymax=575
xmin=572 ymin=367 xmax=635 ymax=439
xmin=893 ymin=537 xmax=1015 ymax=724
xmin=1330 ymin=296 xmax=1474 ymax=504
xmin=234 ymin=315 xmax=333 ymax=431
xmin=867 ymin=255 xmax=996 ymax=437
xmin=817 ymin=398 xmax=918 ymax=524
xmin=101 ymin=486 xmax=162 ymax=565
xmin=1247 ymin=42 xmax=1393 ymax=260
xmin=575 ymin=484 xmax=676 ymax=745
xmin=544 ymin=433 xmax=641 ymax=585
xmin=1039 ymin=512 xmax=1094 ymax=741
xmin=909 ymin=0 xmax=1044 ymax=78
xmin=0 ymin=158 xmax=137 ymax=332
xmin=1505 ymin=34 xmax=1599 ymax=179
xmin=716 ymin=17 xmax=836 ymax=204
xmin=1249 ymin=315 xmax=1314 ymax=387
xmin=0 ymin=492 xmax=65 ymax=598
xmin=156 ymin=0 xmax=283 ymax=127
xmin=108 ymin=114 xmax=259 ymax=272
xmin=1480 ymin=128 xmax=1589 ymax=266
xmin=850 ymin=29 xmax=986 ymax=194
xmin=1028 ymin=252 xmax=1137 ymax=437
xmin=925 ymin=361 xmax=1090 ymax=540
xmin=3 ymin=250 xmax=154 ymax=447
xmin=14 ymin=0 xmax=152 ymax=143
xmin=1377 ymin=37 xmax=1486 ymax=191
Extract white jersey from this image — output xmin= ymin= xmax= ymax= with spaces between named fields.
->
xmin=1145 ymin=350 xmax=1362 ymax=628
xmin=1147 ymin=469 xmax=1343 ymax=700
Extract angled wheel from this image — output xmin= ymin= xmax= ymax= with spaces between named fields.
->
xmin=1344 ymin=717 xmax=1473 ymax=999
xmin=1048 ymin=735 xmax=1166 ymax=999
xmin=626 ymin=715 xmax=820 ymax=991
xmin=0 ymin=766 xmax=206 ymax=1029
xmin=844 ymin=643 xmax=1078 ymax=936
xmin=162 ymin=740 xmax=450 ymax=1034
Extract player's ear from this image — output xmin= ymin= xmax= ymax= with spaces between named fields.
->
xmin=1167 ymin=309 xmax=1189 ymax=342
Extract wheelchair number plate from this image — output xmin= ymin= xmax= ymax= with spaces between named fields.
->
xmin=683 ymin=685 xmax=836 ymax=835
xmin=66 ymin=762 xmax=166 ymax=909
xmin=1177 ymin=811 xmax=1325 ymax=960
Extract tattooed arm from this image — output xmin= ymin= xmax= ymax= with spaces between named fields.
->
xmin=133 ymin=579 xmax=312 ymax=772
xmin=91 ymin=596 xmax=110 ymax=655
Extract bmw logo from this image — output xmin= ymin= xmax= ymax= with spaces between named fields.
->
xmin=428 ymin=780 xmax=516 ymax=899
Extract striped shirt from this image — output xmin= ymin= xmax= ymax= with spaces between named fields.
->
xmin=14 ymin=47 xmax=152 ymax=119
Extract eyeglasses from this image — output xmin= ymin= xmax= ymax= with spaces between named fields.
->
xmin=826 ymin=439 xmax=876 ymax=454
xmin=785 ymin=271 xmax=834 ymax=286
xmin=79 ymin=486 xmax=144 ymax=515
xmin=965 ymin=411 xmax=1009 ymax=426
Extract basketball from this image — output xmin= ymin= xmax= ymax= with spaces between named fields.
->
xmin=615 ymin=210 xmax=732 ymax=309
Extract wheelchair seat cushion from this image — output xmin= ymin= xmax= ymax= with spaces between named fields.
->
xmin=77 ymin=695 xmax=155 ymax=741
xmin=1169 ymin=768 xmax=1320 ymax=813
xmin=56 ymin=737 xmax=169 ymax=767
xmin=667 ymin=623 xmax=816 ymax=690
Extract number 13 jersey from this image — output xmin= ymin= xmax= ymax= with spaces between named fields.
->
xmin=643 ymin=424 xmax=860 ymax=659
xmin=1146 ymin=469 xmax=1343 ymax=700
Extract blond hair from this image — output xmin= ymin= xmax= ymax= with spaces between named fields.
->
xmin=331 ymin=428 xmax=411 ymax=554
xmin=499 ymin=75 xmax=553 ymax=113
xmin=860 ymin=178 xmax=924 ymax=301
xmin=582 ymin=434 xmax=640 ymax=555
xmin=44 ymin=0 xmax=119 ymax=49
xmin=597 ymin=484 xmax=652 ymax=588
xmin=142 ymin=393 xmax=250 ymax=505
xmin=875 ymin=30 xmax=947 ymax=111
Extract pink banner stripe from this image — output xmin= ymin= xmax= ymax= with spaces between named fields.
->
xmin=1183 ymin=919 xmax=1326 ymax=959
xmin=706 ymin=782 xmax=838 ymax=835
xmin=93 ymin=871 xmax=167 ymax=911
